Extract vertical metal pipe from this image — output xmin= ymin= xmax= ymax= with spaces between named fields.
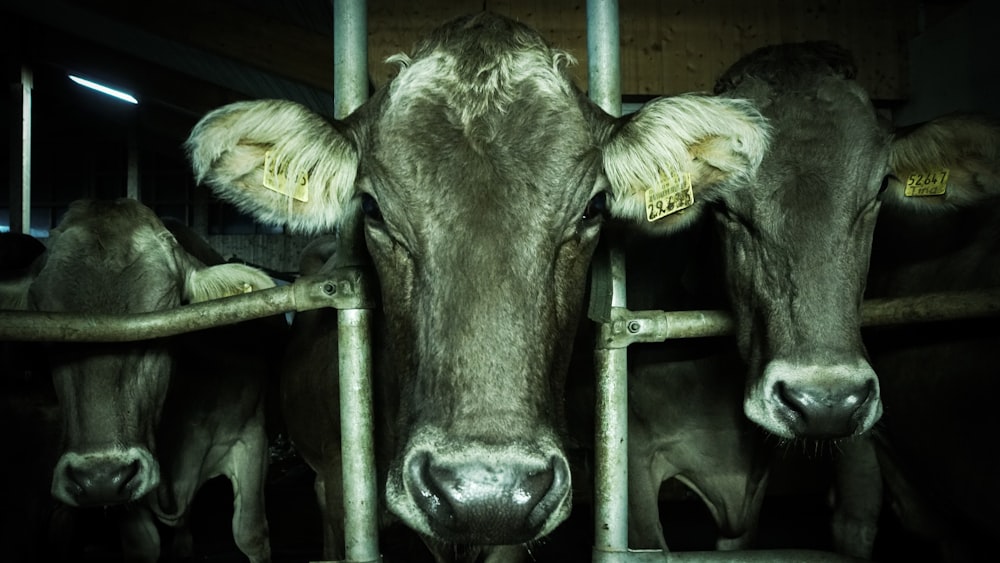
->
xmin=587 ymin=0 xmax=621 ymax=117
xmin=333 ymin=0 xmax=368 ymax=119
xmin=338 ymin=308 xmax=380 ymax=563
xmin=587 ymin=1 xmax=630 ymax=560
xmin=9 ymin=65 xmax=32 ymax=234
xmin=127 ymin=125 xmax=140 ymax=200
xmin=333 ymin=2 xmax=380 ymax=562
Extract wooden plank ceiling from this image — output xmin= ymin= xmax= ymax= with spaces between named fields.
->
xmin=2 ymin=0 xmax=952 ymax=154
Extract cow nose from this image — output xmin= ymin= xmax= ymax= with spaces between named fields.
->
xmin=776 ymin=380 xmax=875 ymax=439
xmin=63 ymin=460 xmax=142 ymax=506
xmin=405 ymin=451 xmax=570 ymax=544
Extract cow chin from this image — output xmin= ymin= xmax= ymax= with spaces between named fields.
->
xmin=50 ymin=446 xmax=160 ymax=507
xmin=745 ymin=360 xmax=883 ymax=440
xmin=385 ymin=430 xmax=573 ymax=546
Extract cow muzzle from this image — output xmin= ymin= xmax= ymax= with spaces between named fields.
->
xmin=51 ymin=447 xmax=160 ymax=507
xmin=390 ymin=445 xmax=572 ymax=545
xmin=748 ymin=360 xmax=883 ymax=440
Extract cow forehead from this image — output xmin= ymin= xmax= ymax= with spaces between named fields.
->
xmin=366 ymin=53 xmax=598 ymax=237
xmin=386 ymin=45 xmax=577 ymax=126
xmin=33 ymin=203 xmax=181 ymax=313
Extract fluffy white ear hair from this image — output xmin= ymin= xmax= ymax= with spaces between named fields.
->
xmin=185 ymin=263 xmax=277 ymax=304
xmin=884 ymin=113 xmax=1000 ymax=212
xmin=604 ymin=93 xmax=770 ymax=234
xmin=185 ymin=99 xmax=358 ymax=234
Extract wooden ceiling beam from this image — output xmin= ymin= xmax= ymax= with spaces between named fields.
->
xmin=77 ymin=0 xmax=334 ymax=93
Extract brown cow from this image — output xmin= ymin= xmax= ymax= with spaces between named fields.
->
xmin=612 ymin=42 xmax=1000 ymax=443
xmin=14 ymin=198 xmax=284 ymax=562
xmin=863 ymin=113 xmax=1000 ymax=562
xmin=185 ymin=12 xmax=770 ymax=562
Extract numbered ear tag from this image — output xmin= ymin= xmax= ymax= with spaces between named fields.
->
xmin=263 ymin=151 xmax=310 ymax=202
xmin=644 ymin=170 xmax=694 ymax=222
xmin=904 ymin=168 xmax=949 ymax=197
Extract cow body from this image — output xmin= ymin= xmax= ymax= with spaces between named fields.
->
xmin=185 ymin=12 xmax=771 ymax=561
xmin=18 ymin=198 xmax=282 ymax=562
xmin=612 ymin=44 xmax=1000 ymax=557
xmin=862 ymin=117 xmax=1000 ymax=561
xmin=612 ymin=229 xmax=879 ymax=558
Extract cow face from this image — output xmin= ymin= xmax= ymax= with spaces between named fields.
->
xmin=616 ymin=43 xmax=887 ymax=440
xmin=613 ymin=42 xmax=1000 ymax=442
xmin=31 ymin=199 xmax=275 ymax=507
xmin=186 ymin=12 xmax=768 ymax=548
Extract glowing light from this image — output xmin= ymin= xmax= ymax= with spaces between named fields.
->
xmin=68 ymin=75 xmax=138 ymax=104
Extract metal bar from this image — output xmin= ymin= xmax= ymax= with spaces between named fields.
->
xmin=0 ymin=268 xmax=372 ymax=342
xmin=597 ymin=288 xmax=1000 ymax=349
xmin=9 ymin=65 xmax=32 ymax=234
xmin=666 ymin=549 xmax=868 ymax=562
xmin=337 ymin=307 xmax=380 ymax=563
xmin=333 ymin=0 xmax=368 ymax=119
xmin=332 ymin=1 xmax=381 ymax=562
xmin=587 ymin=0 xmax=621 ymax=117
xmin=4 ymin=282 xmax=997 ymax=347
xmin=126 ymin=125 xmax=140 ymax=200
xmin=588 ymin=549 xmax=863 ymax=563
xmin=587 ymin=0 xmax=628 ymax=561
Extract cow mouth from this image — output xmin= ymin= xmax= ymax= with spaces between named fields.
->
xmin=50 ymin=447 xmax=160 ymax=507
xmin=390 ymin=447 xmax=572 ymax=545
xmin=749 ymin=360 xmax=883 ymax=440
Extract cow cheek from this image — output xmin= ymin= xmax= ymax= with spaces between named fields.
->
xmin=365 ymin=238 xmax=419 ymax=431
xmin=550 ymin=233 xmax=601 ymax=408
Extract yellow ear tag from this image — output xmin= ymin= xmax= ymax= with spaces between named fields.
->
xmin=644 ymin=170 xmax=694 ymax=222
xmin=263 ymin=151 xmax=310 ymax=202
xmin=904 ymin=168 xmax=949 ymax=197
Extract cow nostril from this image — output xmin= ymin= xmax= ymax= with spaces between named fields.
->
xmin=117 ymin=461 xmax=141 ymax=493
xmin=404 ymin=451 xmax=568 ymax=544
xmin=63 ymin=459 xmax=143 ymax=505
xmin=776 ymin=380 xmax=874 ymax=439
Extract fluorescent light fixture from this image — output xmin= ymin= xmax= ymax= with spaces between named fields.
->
xmin=68 ymin=75 xmax=138 ymax=104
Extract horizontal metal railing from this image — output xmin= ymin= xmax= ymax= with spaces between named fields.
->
xmin=0 ymin=267 xmax=373 ymax=342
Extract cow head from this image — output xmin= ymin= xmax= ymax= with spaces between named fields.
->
xmin=31 ymin=199 xmax=275 ymax=507
xmin=613 ymin=42 xmax=886 ymax=440
xmin=185 ymin=12 xmax=768 ymax=548
xmin=613 ymin=42 xmax=1000 ymax=442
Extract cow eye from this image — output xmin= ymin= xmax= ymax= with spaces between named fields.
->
xmin=360 ymin=193 xmax=383 ymax=222
xmin=581 ymin=191 xmax=610 ymax=223
xmin=877 ymin=174 xmax=892 ymax=197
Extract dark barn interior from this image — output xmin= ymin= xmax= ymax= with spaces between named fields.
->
xmin=2 ymin=1 xmax=999 ymax=562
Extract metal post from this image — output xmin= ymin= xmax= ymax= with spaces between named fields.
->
xmin=127 ymin=125 xmax=140 ymax=200
xmin=337 ymin=308 xmax=379 ymax=563
xmin=333 ymin=0 xmax=368 ymax=119
xmin=587 ymin=1 xmax=629 ymax=561
xmin=9 ymin=65 xmax=32 ymax=234
xmin=332 ymin=1 xmax=381 ymax=562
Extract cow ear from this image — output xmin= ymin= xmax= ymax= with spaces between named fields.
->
xmin=185 ymin=99 xmax=359 ymax=234
xmin=184 ymin=263 xmax=277 ymax=304
xmin=884 ymin=113 xmax=1000 ymax=211
xmin=604 ymin=94 xmax=770 ymax=234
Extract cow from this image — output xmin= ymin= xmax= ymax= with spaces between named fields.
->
xmin=183 ymin=11 xmax=771 ymax=562
xmin=861 ymin=113 xmax=1000 ymax=562
xmin=579 ymin=227 xmax=877 ymax=559
xmin=611 ymin=42 xmax=1000 ymax=557
xmin=607 ymin=228 xmax=771 ymax=555
xmin=13 ymin=198 xmax=284 ymax=562
xmin=610 ymin=41 xmax=1000 ymax=444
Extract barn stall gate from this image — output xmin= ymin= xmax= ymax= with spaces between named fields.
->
xmin=3 ymin=0 xmax=1000 ymax=561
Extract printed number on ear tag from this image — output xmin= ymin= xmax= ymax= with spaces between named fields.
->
xmin=645 ymin=170 xmax=694 ymax=222
xmin=904 ymin=168 xmax=949 ymax=197
xmin=263 ymin=151 xmax=310 ymax=202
